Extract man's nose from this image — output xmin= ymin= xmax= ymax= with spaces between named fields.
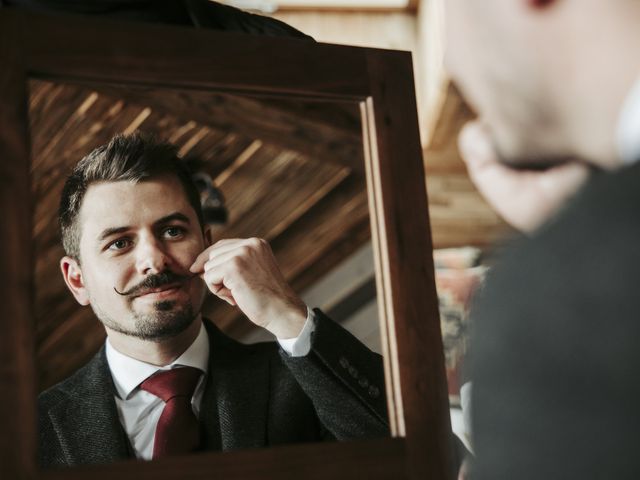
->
xmin=135 ymin=235 xmax=169 ymax=275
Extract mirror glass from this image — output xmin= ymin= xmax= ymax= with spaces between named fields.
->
xmin=30 ymin=78 xmax=387 ymax=468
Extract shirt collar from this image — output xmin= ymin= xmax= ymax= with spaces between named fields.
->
xmin=105 ymin=320 xmax=209 ymax=400
xmin=616 ymin=74 xmax=640 ymax=165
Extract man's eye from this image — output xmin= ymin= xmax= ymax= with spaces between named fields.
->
xmin=108 ymin=239 xmax=131 ymax=251
xmin=163 ymin=226 xmax=185 ymax=238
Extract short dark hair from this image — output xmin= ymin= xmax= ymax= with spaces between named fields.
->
xmin=58 ymin=132 xmax=204 ymax=260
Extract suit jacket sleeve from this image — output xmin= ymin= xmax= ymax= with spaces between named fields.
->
xmin=279 ymin=308 xmax=390 ymax=439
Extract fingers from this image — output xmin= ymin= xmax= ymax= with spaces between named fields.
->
xmin=459 ymin=120 xmax=590 ymax=232
xmin=190 ymin=239 xmax=230 ymax=273
xmin=459 ymin=121 xmax=522 ymax=196
xmin=196 ymin=238 xmax=270 ymax=305
xmin=199 ymin=254 xmax=238 ymax=306
xmin=192 ymin=236 xmax=305 ymax=336
xmin=190 ymin=238 xmax=260 ymax=273
xmin=458 ymin=120 xmax=498 ymax=170
xmin=207 ymin=284 xmax=236 ymax=306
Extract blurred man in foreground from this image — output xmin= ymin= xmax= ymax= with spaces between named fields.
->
xmin=445 ymin=0 xmax=640 ymax=478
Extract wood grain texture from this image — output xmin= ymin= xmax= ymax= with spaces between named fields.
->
xmin=91 ymin=85 xmax=363 ymax=169
xmin=22 ymin=12 xmax=369 ymax=98
xmin=365 ymin=50 xmax=453 ymax=479
xmin=0 ymin=13 xmax=38 ymax=480
xmin=424 ymin=82 xmax=512 ymax=248
xmin=40 ymin=438 xmax=405 ymax=480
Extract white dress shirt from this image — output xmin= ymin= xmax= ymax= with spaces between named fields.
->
xmin=105 ymin=309 xmax=316 ymax=459
xmin=616 ymin=75 xmax=640 ymax=165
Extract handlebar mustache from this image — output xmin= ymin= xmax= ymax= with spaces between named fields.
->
xmin=113 ymin=271 xmax=197 ymax=297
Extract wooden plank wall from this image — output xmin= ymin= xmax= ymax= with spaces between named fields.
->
xmin=274 ymin=3 xmax=511 ymax=249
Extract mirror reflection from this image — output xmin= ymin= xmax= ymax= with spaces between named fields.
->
xmin=30 ymin=79 xmax=388 ymax=468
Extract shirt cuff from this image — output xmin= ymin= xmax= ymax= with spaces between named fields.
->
xmin=277 ymin=307 xmax=316 ymax=357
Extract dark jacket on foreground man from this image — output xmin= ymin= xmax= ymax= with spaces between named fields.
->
xmin=471 ymin=161 xmax=640 ymax=479
xmin=0 ymin=0 xmax=313 ymax=40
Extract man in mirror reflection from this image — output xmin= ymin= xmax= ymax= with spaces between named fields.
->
xmin=38 ymin=133 xmax=388 ymax=467
xmin=446 ymin=0 xmax=640 ymax=478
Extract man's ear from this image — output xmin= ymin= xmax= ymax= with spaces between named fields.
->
xmin=60 ymin=256 xmax=90 ymax=306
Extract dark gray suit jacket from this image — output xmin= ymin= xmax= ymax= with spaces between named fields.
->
xmin=38 ymin=309 xmax=388 ymax=467
xmin=470 ymin=161 xmax=640 ymax=479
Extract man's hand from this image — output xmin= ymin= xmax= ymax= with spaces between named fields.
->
xmin=458 ymin=120 xmax=590 ymax=233
xmin=458 ymin=458 xmax=470 ymax=480
xmin=190 ymin=238 xmax=307 ymax=339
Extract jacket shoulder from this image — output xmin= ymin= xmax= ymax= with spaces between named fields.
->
xmin=186 ymin=0 xmax=314 ymax=40
xmin=38 ymin=347 xmax=109 ymax=410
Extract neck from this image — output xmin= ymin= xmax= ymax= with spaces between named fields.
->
xmin=105 ymin=316 xmax=202 ymax=366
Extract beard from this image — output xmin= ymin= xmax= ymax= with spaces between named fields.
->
xmin=93 ymin=299 xmax=197 ymax=341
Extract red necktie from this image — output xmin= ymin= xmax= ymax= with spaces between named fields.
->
xmin=140 ymin=367 xmax=202 ymax=459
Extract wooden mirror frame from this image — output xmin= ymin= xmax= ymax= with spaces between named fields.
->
xmin=0 ymin=9 xmax=451 ymax=480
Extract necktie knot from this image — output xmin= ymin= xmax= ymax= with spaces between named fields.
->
xmin=140 ymin=367 xmax=202 ymax=402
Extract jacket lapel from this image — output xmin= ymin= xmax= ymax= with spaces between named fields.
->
xmin=46 ymin=322 xmax=271 ymax=462
xmin=47 ymin=348 xmax=131 ymax=466
xmin=203 ymin=320 xmax=270 ymax=451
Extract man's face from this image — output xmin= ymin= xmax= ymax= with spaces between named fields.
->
xmin=66 ymin=175 xmax=208 ymax=341
xmin=445 ymin=0 xmax=565 ymax=165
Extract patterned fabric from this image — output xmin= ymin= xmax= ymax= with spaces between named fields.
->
xmin=434 ymin=247 xmax=486 ymax=402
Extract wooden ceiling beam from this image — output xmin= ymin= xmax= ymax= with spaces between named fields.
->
xmin=90 ymin=84 xmax=364 ymax=171
xmin=423 ymin=81 xmax=513 ymax=247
